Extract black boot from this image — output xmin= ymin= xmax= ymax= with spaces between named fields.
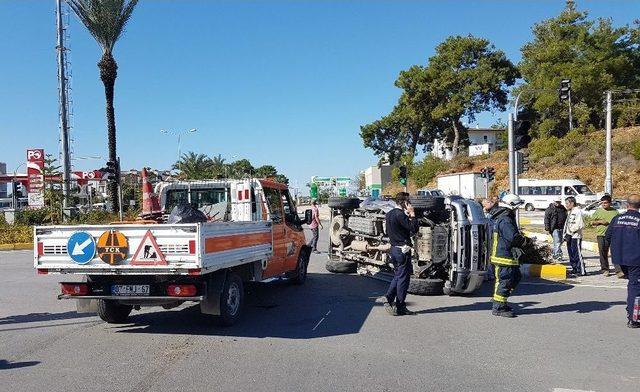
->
xmin=492 ymin=304 xmax=515 ymax=318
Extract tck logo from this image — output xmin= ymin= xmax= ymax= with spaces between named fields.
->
xmin=27 ymin=149 xmax=44 ymax=162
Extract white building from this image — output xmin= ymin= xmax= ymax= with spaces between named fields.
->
xmin=363 ymin=164 xmax=394 ymax=197
xmin=431 ymin=126 xmax=505 ymax=160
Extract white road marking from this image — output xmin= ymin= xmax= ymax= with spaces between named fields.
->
xmin=312 ymin=310 xmax=331 ymax=331
xmin=521 ymin=281 xmax=626 ymax=290
xmin=552 ymin=389 xmax=595 ymax=392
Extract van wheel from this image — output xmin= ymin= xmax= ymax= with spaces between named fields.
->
xmin=525 ymin=203 xmax=535 ymax=212
xmin=218 ymin=273 xmax=244 ymax=326
xmin=325 ymin=259 xmax=357 ymax=273
xmin=291 ymin=246 xmax=311 ymax=285
xmin=96 ymin=300 xmax=133 ymax=324
xmin=407 ymin=278 xmax=444 ymax=296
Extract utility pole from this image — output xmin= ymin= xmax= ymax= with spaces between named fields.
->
xmin=56 ymin=0 xmax=71 ymax=213
xmin=605 ymin=91 xmax=613 ymax=195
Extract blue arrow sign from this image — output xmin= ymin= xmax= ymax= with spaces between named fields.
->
xmin=67 ymin=231 xmax=96 ymax=264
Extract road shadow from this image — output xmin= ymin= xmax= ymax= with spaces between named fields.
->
xmin=0 ymin=359 xmax=40 ymax=370
xmin=0 ymin=311 xmax=92 ymax=326
xmin=115 ymin=272 xmax=388 ymax=339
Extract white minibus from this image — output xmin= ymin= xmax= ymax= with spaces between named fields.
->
xmin=517 ymin=179 xmax=598 ymax=211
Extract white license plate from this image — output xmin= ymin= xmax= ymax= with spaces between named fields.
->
xmin=111 ymin=285 xmax=150 ymax=296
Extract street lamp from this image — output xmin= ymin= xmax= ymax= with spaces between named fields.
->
xmin=160 ymin=128 xmax=197 ymax=162
xmin=12 ymin=162 xmax=26 ymax=209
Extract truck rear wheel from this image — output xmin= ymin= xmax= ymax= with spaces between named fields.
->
xmin=218 ymin=273 xmax=244 ymax=326
xmin=325 ymin=259 xmax=357 ymax=273
xmin=407 ymin=278 xmax=444 ymax=296
xmin=96 ymin=300 xmax=133 ymax=324
xmin=409 ymin=195 xmax=445 ymax=211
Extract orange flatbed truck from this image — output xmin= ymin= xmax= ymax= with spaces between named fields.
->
xmin=34 ymin=177 xmax=311 ymax=326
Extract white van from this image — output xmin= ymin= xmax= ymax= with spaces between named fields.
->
xmin=517 ymin=179 xmax=599 ymax=211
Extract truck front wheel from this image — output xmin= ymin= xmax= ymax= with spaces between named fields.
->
xmin=218 ymin=273 xmax=244 ymax=326
xmin=96 ymin=300 xmax=133 ymax=324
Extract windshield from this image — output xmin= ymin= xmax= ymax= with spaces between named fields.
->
xmin=573 ymin=185 xmax=594 ymax=195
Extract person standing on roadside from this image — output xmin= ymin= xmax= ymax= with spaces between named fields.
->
xmin=307 ymin=200 xmax=323 ymax=253
xmin=482 ymin=197 xmax=498 ymax=281
xmin=563 ymin=197 xmax=585 ymax=276
xmin=590 ymin=195 xmax=619 ymax=276
xmin=605 ymin=194 xmax=640 ymax=329
xmin=383 ymin=192 xmax=419 ymax=316
xmin=544 ymin=198 xmax=568 ymax=262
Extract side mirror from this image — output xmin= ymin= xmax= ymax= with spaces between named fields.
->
xmin=304 ymin=209 xmax=313 ymax=225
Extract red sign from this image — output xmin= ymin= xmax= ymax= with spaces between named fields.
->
xmin=73 ymin=170 xmax=104 ymax=186
xmin=26 ymin=149 xmax=45 ymax=207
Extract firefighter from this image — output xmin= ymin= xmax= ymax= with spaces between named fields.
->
xmin=488 ymin=193 xmax=528 ymax=318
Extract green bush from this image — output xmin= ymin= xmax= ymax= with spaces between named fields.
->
xmin=413 ymin=156 xmax=449 ymax=188
xmin=71 ymin=210 xmax=117 ymax=225
xmin=15 ymin=208 xmax=50 ymax=226
xmin=0 ymin=225 xmax=33 ymax=244
xmin=633 ymin=140 xmax=640 ymax=161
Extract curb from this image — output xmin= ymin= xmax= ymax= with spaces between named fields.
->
xmin=522 ymin=230 xmax=599 ymax=253
xmin=0 ymin=243 xmax=33 ymax=251
xmin=520 ymin=263 xmax=567 ymax=280
xmin=519 ymin=218 xmax=544 ymax=226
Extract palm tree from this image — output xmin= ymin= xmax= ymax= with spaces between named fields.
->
xmin=67 ymin=0 xmax=139 ymax=211
xmin=210 ymin=154 xmax=226 ymax=178
xmin=173 ymin=152 xmax=214 ymax=180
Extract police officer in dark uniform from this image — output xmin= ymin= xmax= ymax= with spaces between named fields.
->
xmin=605 ymin=194 xmax=640 ymax=329
xmin=383 ymin=192 xmax=419 ymax=316
xmin=489 ymin=193 xmax=528 ymax=318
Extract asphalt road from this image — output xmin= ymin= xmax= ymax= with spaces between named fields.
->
xmin=1 ymin=226 xmax=638 ymax=392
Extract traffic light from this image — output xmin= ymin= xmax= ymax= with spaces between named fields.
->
xmin=514 ymin=120 xmax=532 ymax=150
xmin=516 ymin=151 xmax=530 ymax=174
xmin=99 ymin=159 xmax=120 ymax=183
xmin=399 ymin=165 xmax=407 ymax=186
xmin=480 ymin=167 xmax=487 ymax=178
xmin=487 ymin=167 xmax=496 ymax=182
xmin=558 ymin=79 xmax=571 ymax=102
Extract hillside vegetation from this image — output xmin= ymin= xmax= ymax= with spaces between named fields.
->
xmin=385 ymin=126 xmax=640 ymax=197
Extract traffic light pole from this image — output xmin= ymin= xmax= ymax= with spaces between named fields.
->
xmin=605 ymin=91 xmax=613 ymax=195
xmin=568 ymin=89 xmax=574 ymax=131
xmin=508 ymin=113 xmax=517 ymax=195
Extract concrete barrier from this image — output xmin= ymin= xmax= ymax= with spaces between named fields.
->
xmin=520 ymin=263 xmax=567 ymax=280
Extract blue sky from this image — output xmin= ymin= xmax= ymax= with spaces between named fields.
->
xmin=0 ymin=0 xmax=638 ymax=192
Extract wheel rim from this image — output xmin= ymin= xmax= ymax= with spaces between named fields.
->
xmin=226 ymin=282 xmax=240 ymax=316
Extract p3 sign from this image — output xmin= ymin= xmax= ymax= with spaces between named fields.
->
xmin=27 ymin=149 xmax=44 ymax=163
xmin=67 ymin=231 xmax=96 ymax=264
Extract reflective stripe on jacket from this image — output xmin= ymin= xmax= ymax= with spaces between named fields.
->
xmin=491 ymin=232 xmax=518 ymax=266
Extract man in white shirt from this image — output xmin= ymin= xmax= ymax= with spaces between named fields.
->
xmin=563 ymin=196 xmax=585 ymax=276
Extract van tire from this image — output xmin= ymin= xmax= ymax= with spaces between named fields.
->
xmin=291 ymin=246 xmax=311 ymax=285
xmin=327 ymin=197 xmax=361 ymax=210
xmin=325 ymin=259 xmax=357 ymax=273
xmin=96 ymin=300 xmax=133 ymax=324
xmin=525 ymin=203 xmax=535 ymax=212
xmin=218 ymin=273 xmax=244 ymax=326
xmin=407 ymin=278 xmax=445 ymax=296
xmin=409 ymin=196 xmax=445 ymax=211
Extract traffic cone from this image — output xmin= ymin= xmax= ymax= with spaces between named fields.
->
xmin=141 ymin=167 xmax=161 ymax=218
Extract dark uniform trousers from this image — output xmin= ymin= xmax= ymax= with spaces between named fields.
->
xmin=493 ymin=265 xmax=522 ymax=307
xmin=386 ymin=246 xmax=413 ymax=307
xmin=620 ymin=265 xmax=640 ymax=321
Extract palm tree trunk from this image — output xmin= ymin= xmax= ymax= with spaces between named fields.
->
xmin=98 ymin=52 xmax=119 ymax=212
